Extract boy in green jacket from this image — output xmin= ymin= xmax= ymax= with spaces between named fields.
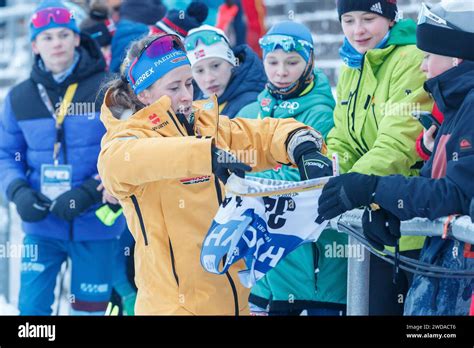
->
xmin=328 ymin=0 xmax=433 ymax=314
xmin=239 ymin=21 xmax=346 ymax=316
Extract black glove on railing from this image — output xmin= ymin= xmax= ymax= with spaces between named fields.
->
xmin=211 ymin=145 xmax=252 ymax=184
xmin=362 ymin=207 xmax=401 ymax=251
xmin=318 ymin=173 xmax=379 ymax=221
xmin=293 ymin=141 xmax=332 ymax=180
xmin=50 ymin=178 xmax=103 ymax=221
xmin=7 ymin=179 xmax=52 ymax=222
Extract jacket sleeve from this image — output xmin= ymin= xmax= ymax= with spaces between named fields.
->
xmin=0 ymin=93 xmax=28 ymax=200
xmin=217 ymin=115 xmax=311 ymax=173
xmin=97 ymin=131 xmax=214 ymax=199
xmin=349 ymin=51 xmax=431 ymax=176
xmin=375 ymin=98 xmax=474 ymax=220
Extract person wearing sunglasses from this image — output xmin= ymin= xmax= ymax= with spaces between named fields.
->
xmin=237 ymin=21 xmax=346 ymax=316
xmin=318 ymin=0 xmax=474 ymax=316
xmin=185 ymin=25 xmax=266 ymax=118
xmin=318 ymin=0 xmax=434 ymax=316
xmin=0 ymin=0 xmax=126 ymax=315
xmin=97 ymin=33 xmax=329 ymax=315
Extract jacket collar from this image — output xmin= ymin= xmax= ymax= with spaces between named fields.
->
xmin=424 ymin=60 xmax=474 ymax=117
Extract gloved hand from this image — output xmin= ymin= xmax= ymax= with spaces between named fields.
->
xmin=114 ymin=281 xmax=137 ymax=316
xmin=211 ymin=145 xmax=252 ymax=184
xmin=293 ymin=141 xmax=332 ymax=180
xmin=362 ymin=208 xmax=401 ymax=251
xmin=50 ymin=178 xmax=103 ymax=221
xmin=7 ymin=179 xmax=52 ymax=222
xmin=317 ymin=173 xmax=379 ymax=221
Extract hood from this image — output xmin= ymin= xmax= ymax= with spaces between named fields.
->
xmin=424 ymin=60 xmax=474 ymax=117
xmin=256 ymin=68 xmax=335 ymax=118
xmin=31 ymin=33 xmax=106 ymax=88
xmin=213 ymin=45 xmax=267 ymax=104
xmin=387 ymin=19 xmax=417 ymax=47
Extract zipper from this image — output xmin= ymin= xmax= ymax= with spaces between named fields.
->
xmin=61 ymin=122 xmax=74 ymax=241
xmin=168 ymin=239 xmax=180 ymax=286
xmin=167 ymin=111 xmax=185 ymax=136
xmin=130 ymin=195 xmax=149 ymax=246
xmin=345 ymin=91 xmax=364 ymax=157
xmin=372 ymin=104 xmax=379 ymax=129
xmin=351 ymin=60 xmax=365 ymax=132
xmin=214 ymin=178 xmax=239 ymax=316
xmin=346 ymin=62 xmax=370 ymax=154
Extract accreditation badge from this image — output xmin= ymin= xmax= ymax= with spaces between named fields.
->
xmin=40 ymin=164 xmax=72 ymax=200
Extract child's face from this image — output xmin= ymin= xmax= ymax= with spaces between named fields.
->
xmin=264 ymin=49 xmax=307 ymax=88
xmin=138 ymin=65 xmax=194 ymax=118
xmin=191 ymin=58 xmax=234 ymax=98
xmin=32 ymin=28 xmax=80 ymax=74
xmin=421 ymin=52 xmax=462 ymax=79
xmin=341 ymin=11 xmax=394 ymax=54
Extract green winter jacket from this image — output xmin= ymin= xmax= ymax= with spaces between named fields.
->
xmin=327 ymin=19 xmax=433 ymax=252
xmin=238 ymin=68 xmax=347 ymax=312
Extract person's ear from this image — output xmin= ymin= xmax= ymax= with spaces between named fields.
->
xmin=31 ymin=40 xmax=40 ymax=55
xmin=389 ymin=20 xmax=395 ymax=28
xmin=74 ymin=33 xmax=80 ymax=48
xmin=137 ymin=90 xmax=151 ymax=105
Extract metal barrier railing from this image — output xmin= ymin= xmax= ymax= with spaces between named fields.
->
xmin=329 ymin=209 xmax=474 ymax=315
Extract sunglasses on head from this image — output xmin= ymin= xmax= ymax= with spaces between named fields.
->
xmin=259 ymin=34 xmax=313 ymax=53
xmin=128 ymin=34 xmax=185 ymax=85
xmin=418 ymin=2 xmax=463 ymax=31
xmin=31 ymin=7 xmax=73 ymax=29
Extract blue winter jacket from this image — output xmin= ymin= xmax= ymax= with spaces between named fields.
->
xmin=196 ymin=44 xmax=266 ymax=118
xmin=110 ymin=19 xmax=149 ymax=73
xmin=374 ymin=60 xmax=474 ymax=262
xmin=0 ymin=34 xmax=126 ymax=241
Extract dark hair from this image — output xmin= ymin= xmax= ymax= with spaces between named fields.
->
xmin=101 ymin=34 xmax=161 ymax=114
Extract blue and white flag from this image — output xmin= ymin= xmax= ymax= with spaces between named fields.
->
xmin=200 ymin=175 xmax=330 ymax=288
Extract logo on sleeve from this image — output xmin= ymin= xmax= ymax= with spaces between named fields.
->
xmin=460 ymin=137 xmax=472 ymax=151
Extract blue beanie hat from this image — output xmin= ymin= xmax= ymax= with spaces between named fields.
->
xmin=260 ymin=21 xmax=314 ymax=62
xmin=30 ymin=0 xmax=80 ymax=41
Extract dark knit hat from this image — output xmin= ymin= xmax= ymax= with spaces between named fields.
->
xmin=80 ymin=4 xmax=115 ymax=47
xmin=120 ymin=0 xmax=166 ymax=25
xmin=154 ymin=1 xmax=208 ymax=39
xmin=337 ymin=0 xmax=398 ymax=21
xmin=417 ymin=0 xmax=474 ymax=61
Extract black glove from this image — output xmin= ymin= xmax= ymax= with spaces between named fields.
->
xmin=211 ymin=145 xmax=252 ymax=184
xmin=317 ymin=173 xmax=379 ymax=221
xmin=50 ymin=178 xmax=103 ymax=221
xmin=362 ymin=208 xmax=401 ymax=251
xmin=7 ymin=179 xmax=52 ymax=222
xmin=293 ymin=141 xmax=332 ymax=180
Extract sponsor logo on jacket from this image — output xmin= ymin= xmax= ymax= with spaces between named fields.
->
xmin=279 ymin=101 xmax=300 ymax=114
xmin=180 ymin=176 xmax=211 ymax=185
xmin=460 ymin=137 xmax=472 ymax=151
xmin=149 ymin=113 xmax=170 ymax=131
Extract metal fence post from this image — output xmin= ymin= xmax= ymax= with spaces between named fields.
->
xmin=346 ymin=236 xmax=370 ymax=315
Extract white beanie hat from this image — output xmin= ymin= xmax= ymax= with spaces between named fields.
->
xmin=185 ymin=25 xmax=237 ymax=67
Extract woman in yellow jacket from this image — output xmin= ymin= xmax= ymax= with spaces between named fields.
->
xmin=97 ymin=33 xmax=327 ymax=315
